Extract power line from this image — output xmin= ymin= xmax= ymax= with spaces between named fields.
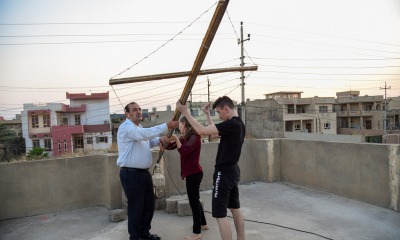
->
xmin=0 ymin=21 xmax=209 ymax=26
xmin=251 ymin=39 xmax=398 ymax=59
xmin=256 ymin=64 xmax=400 ymax=69
xmin=257 ymin=70 xmax=400 ymax=76
xmin=0 ymin=33 xmax=233 ymax=38
xmin=251 ymin=57 xmax=400 ymax=61
xmin=0 ymin=38 xmax=228 ymax=46
xmin=253 ymin=33 xmax=400 ymax=55
xmin=247 ymin=22 xmax=400 ymax=47
xmin=109 ymin=1 xmax=217 ymax=80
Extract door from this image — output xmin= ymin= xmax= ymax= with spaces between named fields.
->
xmin=306 ymin=123 xmax=312 ymax=133
xmin=365 ymin=120 xmax=372 ymax=129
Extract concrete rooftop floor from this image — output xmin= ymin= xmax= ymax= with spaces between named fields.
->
xmin=1 ymin=182 xmax=400 ymax=240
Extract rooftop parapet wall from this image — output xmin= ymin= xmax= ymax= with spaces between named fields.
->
xmin=162 ymin=140 xmax=280 ymax=196
xmin=0 ymin=140 xmax=398 ymax=220
xmin=281 ymin=140 xmax=400 ymax=211
xmin=0 ymin=155 xmax=121 ymax=220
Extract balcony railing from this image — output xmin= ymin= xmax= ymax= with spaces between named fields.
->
xmin=336 ymin=110 xmax=374 ymax=117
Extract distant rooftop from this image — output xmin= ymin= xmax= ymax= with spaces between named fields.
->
xmin=66 ymin=92 xmax=109 ymax=100
xmin=264 ymin=91 xmax=304 ymax=99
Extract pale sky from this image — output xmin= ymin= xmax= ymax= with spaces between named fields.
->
xmin=1 ymin=0 xmax=399 ymax=119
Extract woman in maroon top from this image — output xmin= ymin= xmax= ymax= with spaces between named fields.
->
xmin=165 ymin=116 xmax=208 ymax=240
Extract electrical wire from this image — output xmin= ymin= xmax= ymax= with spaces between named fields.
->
xmin=246 ymin=22 xmax=400 ymax=47
xmin=256 ymin=64 xmax=400 ymax=69
xmin=253 ymin=33 xmax=400 ymax=56
xmin=109 ymin=2 xmax=217 ymax=80
xmin=250 ymin=57 xmax=400 ymax=61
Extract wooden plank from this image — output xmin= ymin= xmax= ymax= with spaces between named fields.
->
xmin=171 ymin=0 xmax=229 ymax=117
xmin=157 ymin=0 xmax=230 ymax=162
xmin=109 ymin=65 xmax=258 ymax=85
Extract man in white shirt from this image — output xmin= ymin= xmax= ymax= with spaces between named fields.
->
xmin=117 ymin=102 xmax=178 ymax=240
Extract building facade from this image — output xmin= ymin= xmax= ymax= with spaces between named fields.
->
xmin=334 ymin=91 xmax=400 ymax=134
xmin=246 ymin=90 xmax=400 ymax=143
xmin=278 ymin=96 xmax=337 ymax=134
xmin=21 ymin=92 xmax=112 ymax=157
xmin=246 ymin=92 xmax=337 ymax=138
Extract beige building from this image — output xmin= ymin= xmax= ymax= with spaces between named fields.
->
xmin=277 ymin=96 xmax=337 ymax=134
xmin=246 ymin=92 xmax=337 ymax=138
xmin=264 ymin=91 xmax=303 ymax=99
xmin=334 ymin=91 xmax=400 ymax=134
xmin=246 ymin=90 xmax=400 ymax=143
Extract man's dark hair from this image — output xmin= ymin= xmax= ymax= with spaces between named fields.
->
xmin=124 ymin=102 xmax=137 ymax=113
xmin=212 ymin=96 xmax=234 ymax=110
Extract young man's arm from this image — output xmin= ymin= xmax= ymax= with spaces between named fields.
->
xmin=176 ymin=101 xmax=219 ymax=136
xmin=201 ymin=102 xmax=220 ymax=139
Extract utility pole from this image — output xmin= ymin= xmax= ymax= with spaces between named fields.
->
xmin=238 ymin=21 xmax=250 ymax=124
xmin=380 ymin=82 xmax=391 ymax=143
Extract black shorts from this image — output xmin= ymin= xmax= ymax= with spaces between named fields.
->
xmin=212 ymin=164 xmax=241 ymax=218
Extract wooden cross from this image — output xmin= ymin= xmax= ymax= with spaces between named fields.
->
xmin=109 ymin=0 xmax=257 ymax=162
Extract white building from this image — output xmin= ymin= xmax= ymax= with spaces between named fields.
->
xmin=21 ymin=92 xmax=112 ymax=157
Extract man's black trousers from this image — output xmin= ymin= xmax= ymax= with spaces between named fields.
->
xmin=120 ymin=169 xmax=155 ymax=240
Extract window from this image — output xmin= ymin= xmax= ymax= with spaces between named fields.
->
xmin=43 ymin=115 xmax=51 ymax=127
xmin=365 ymin=120 xmax=372 ymax=129
xmin=294 ymin=124 xmax=301 ymax=131
xmin=364 ymin=105 xmax=372 ymax=111
xmin=297 ymin=107 xmax=305 ymax=114
xmin=32 ymin=139 xmax=40 ymax=148
xmin=74 ymin=137 xmax=83 ymax=148
xmin=58 ymin=140 xmax=61 ymax=153
xmin=62 ymin=117 xmax=68 ymax=126
xmin=191 ymin=109 xmax=198 ymax=117
xmin=74 ymin=115 xmax=81 ymax=125
xmin=44 ymin=139 xmax=52 ymax=151
xmin=96 ymin=136 xmax=108 ymax=143
xmin=287 ymin=105 xmax=295 ymax=114
xmin=64 ymin=140 xmax=67 ymax=152
xmin=319 ymin=106 xmax=328 ymax=113
xmin=324 ymin=123 xmax=331 ymax=129
xmin=87 ymin=137 xmax=93 ymax=144
xmin=31 ymin=115 xmax=39 ymax=128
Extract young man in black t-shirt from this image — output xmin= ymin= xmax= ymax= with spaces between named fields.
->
xmin=176 ymin=96 xmax=245 ymax=240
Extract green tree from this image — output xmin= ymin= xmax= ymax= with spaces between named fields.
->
xmin=0 ymin=124 xmax=25 ymax=162
xmin=27 ymin=147 xmax=49 ymax=160
xmin=111 ymin=117 xmax=122 ymax=123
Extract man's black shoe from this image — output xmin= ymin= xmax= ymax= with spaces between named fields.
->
xmin=141 ymin=233 xmax=161 ymax=240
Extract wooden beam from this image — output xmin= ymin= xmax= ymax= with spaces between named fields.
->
xmin=109 ymin=65 xmax=258 ymax=85
xmin=179 ymin=0 xmax=229 ymax=106
xmin=156 ymin=0 xmax=230 ymax=162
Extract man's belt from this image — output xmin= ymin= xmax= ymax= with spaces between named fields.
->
xmin=121 ymin=167 xmax=149 ymax=173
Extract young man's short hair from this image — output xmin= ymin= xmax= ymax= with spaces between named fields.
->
xmin=212 ymin=96 xmax=234 ymax=110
